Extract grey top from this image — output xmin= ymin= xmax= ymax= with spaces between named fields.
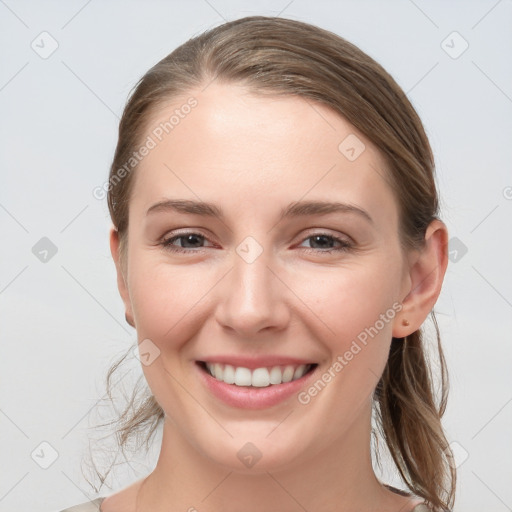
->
xmin=58 ymin=497 xmax=433 ymax=511
xmin=58 ymin=498 xmax=104 ymax=512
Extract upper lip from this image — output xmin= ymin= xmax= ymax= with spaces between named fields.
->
xmin=197 ymin=356 xmax=316 ymax=369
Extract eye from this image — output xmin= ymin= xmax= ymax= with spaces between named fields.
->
xmin=298 ymin=233 xmax=353 ymax=254
xmin=160 ymin=231 xmax=353 ymax=255
xmin=161 ymin=232 xmax=213 ymax=253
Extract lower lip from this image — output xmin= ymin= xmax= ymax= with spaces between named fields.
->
xmin=196 ymin=363 xmax=317 ymax=410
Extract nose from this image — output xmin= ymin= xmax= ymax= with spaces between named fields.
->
xmin=214 ymin=248 xmax=290 ymax=338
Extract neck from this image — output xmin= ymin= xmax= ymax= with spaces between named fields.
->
xmin=136 ymin=403 xmax=409 ymax=512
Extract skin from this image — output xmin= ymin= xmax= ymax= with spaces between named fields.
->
xmin=106 ymin=83 xmax=448 ymax=512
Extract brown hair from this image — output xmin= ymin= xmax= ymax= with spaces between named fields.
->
xmin=93 ymin=15 xmax=455 ymax=510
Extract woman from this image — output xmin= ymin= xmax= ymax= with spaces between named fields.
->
xmin=62 ymin=15 xmax=455 ymax=512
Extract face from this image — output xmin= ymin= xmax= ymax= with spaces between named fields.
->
xmin=113 ymin=83 xmax=413 ymax=472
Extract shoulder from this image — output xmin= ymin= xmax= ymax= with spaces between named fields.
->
xmin=57 ymin=497 xmax=104 ymax=512
xmin=58 ymin=477 xmax=145 ymax=512
xmin=92 ymin=477 xmax=145 ymax=512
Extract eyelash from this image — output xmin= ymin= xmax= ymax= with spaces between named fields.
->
xmin=160 ymin=231 xmax=353 ymax=255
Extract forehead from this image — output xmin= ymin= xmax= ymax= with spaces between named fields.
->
xmin=130 ymin=83 xmax=398 ymax=226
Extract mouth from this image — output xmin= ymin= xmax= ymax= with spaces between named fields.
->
xmin=195 ymin=360 xmax=319 ymax=409
xmin=198 ymin=361 xmax=317 ymax=387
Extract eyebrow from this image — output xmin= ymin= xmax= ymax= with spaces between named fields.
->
xmin=146 ymin=199 xmax=373 ymax=224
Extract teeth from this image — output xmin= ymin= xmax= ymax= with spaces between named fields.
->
xmin=213 ymin=363 xmax=223 ymax=380
xmin=251 ymin=368 xmax=270 ymax=387
xmin=269 ymin=366 xmax=282 ymax=385
xmin=204 ymin=362 xmax=312 ymax=387
xmin=282 ymin=365 xmax=295 ymax=383
xmin=234 ymin=367 xmax=252 ymax=386
xmin=223 ymin=364 xmax=235 ymax=384
xmin=293 ymin=365 xmax=307 ymax=380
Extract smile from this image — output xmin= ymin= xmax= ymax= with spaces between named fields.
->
xmin=203 ymin=362 xmax=316 ymax=387
xmin=196 ymin=360 xmax=319 ymax=409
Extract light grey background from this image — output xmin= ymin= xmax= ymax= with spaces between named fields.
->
xmin=1 ymin=1 xmax=511 ymax=511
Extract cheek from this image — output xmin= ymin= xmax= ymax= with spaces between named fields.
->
xmin=294 ymin=259 xmax=402 ymax=346
xmin=289 ymin=264 xmax=403 ymax=420
xmin=126 ymin=253 xmax=213 ymax=411
xmin=129 ymin=251 xmax=218 ymax=352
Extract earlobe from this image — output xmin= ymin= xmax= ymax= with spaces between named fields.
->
xmin=393 ymin=220 xmax=448 ymax=338
xmin=109 ymin=227 xmax=136 ymax=329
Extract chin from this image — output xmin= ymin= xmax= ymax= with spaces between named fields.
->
xmin=193 ymin=427 xmax=313 ymax=474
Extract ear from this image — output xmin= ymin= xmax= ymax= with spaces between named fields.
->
xmin=393 ymin=219 xmax=449 ymax=338
xmin=109 ymin=227 xmax=135 ymax=328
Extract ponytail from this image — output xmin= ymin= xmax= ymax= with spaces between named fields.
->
xmin=375 ymin=312 xmax=456 ymax=510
